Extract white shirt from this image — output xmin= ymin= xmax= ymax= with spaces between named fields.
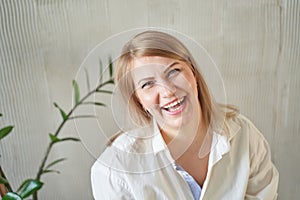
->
xmin=91 ymin=115 xmax=279 ymax=200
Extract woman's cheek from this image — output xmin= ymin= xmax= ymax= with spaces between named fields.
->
xmin=144 ymin=94 xmax=158 ymax=107
xmin=137 ymin=92 xmax=158 ymax=109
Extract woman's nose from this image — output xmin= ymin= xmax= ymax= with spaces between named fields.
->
xmin=157 ymin=80 xmax=176 ymax=97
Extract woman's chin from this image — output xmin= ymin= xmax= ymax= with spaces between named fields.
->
xmin=158 ymin=117 xmax=191 ymax=132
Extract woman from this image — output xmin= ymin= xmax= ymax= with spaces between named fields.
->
xmin=91 ymin=30 xmax=279 ymax=200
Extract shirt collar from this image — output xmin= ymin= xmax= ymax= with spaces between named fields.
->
xmin=152 ymin=119 xmax=168 ymax=154
xmin=225 ymin=117 xmax=241 ymax=141
xmin=151 ymin=117 xmax=241 ymax=155
xmin=209 ymin=117 xmax=241 ymax=167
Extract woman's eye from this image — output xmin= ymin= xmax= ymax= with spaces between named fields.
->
xmin=167 ymin=68 xmax=180 ymax=78
xmin=141 ymin=81 xmax=155 ymax=89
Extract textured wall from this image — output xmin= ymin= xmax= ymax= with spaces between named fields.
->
xmin=0 ymin=0 xmax=299 ymax=199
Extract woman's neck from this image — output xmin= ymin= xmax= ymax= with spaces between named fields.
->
xmin=160 ymin=119 xmax=209 ymax=160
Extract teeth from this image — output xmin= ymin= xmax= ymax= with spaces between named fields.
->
xmin=163 ymin=97 xmax=185 ymax=109
xmin=168 ymin=105 xmax=182 ymax=112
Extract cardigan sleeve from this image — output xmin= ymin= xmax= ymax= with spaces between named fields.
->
xmin=91 ymin=160 xmax=134 ymax=200
xmin=245 ymin=119 xmax=279 ymax=200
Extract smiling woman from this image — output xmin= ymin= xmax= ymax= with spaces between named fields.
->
xmin=91 ymin=30 xmax=279 ymax=200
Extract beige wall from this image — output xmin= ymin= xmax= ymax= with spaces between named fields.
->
xmin=0 ymin=0 xmax=299 ymax=199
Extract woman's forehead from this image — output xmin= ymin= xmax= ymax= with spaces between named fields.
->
xmin=130 ymin=63 xmax=167 ymax=83
xmin=133 ymin=56 xmax=176 ymax=68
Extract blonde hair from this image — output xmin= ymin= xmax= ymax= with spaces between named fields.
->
xmin=115 ymin=30 xmax=238 ymax=131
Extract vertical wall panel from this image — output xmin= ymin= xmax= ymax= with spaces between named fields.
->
xmin=274 ymin=0 xmax=300 ymax=199
xmin=0 ymin=0 xmax=52 ymax=194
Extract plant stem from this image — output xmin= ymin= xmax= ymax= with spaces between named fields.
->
xmin=33 ymin=78 xmax=114 ymax=199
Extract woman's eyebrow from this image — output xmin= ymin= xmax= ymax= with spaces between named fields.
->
xmin=136 ymin=61 xmax=179 ymax=85
xmin=137 ymin=77 xmax=154 ymax=85
xmin=163 ymin=61 xmax=180 ymax=74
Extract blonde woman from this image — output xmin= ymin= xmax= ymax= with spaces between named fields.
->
xmin=91 ymin=31 xmax=279 ymax=200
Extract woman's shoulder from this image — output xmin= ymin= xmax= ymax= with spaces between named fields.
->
xmin=94 ymin=125 xmax=168 ymax=174
xmin=99 ymin=125 xmax=156 ymax=160
xmin=227 ymin=113 xmax=259 ymax=131
xmin=228 ymin=114 xmax=271 ymax=149
xmin=93 ymin=131 xmax=138 ymax=174
xmin=107 ymin=125 xmax=154 ymax=151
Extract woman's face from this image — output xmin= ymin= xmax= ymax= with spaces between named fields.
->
xmin=132 ymin=56 xmax=201 ymax=131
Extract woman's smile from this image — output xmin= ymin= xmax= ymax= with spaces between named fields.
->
xmin=161 ymin=96 xmax=187 ymax=115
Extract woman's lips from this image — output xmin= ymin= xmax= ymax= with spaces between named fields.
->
xmin=161 ymin=96 xmax=187 ymax=115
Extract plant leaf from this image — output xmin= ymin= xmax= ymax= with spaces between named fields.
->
xmin=107 ymin=79 xmax=114 ymax=85
xmin=2 ymin=192 xmax=22 ymax=200
xmin=45 ymin=158 xmax=67 ymax=170
xmin=0 ymin=126 xmax=13 ymax=140
xmin=94 ymin=102 xmax=106 ymax=106
xmin=49 ymin=133 xmax=61 ymax=143
xmin=42 ymin=169 xmax=61 ymax=174
xmin=49 ymin=134 xmax=80 ymax=144
xmin=0 ymin=113 xmax=2 ymax=117
xmin=84 ymin=68 xmax=91 ymax=92
xmin=95 ymin=89 xmax=113 ymax=94
xmin=69 ymin=115 xmax=96 ymax=120
xmin=0 ymin=174 xmax=8 ymax=184
xmin=53 ymin=103 xmax=68 ymax=121
xmin=99 ymin=59 xmax=103 ymax=83
xmin=17 ymin=179 xmax=30 ymax=192
xmin=18 ymin=179 xmax=43 ymax=198
xmin=60 ymin=137 xmax=80 ymax=142
xmin=108 ymin=57 xmax=113 ymax=78
xmin=83 ymin=102 xmax=106 ymax=107
xmin=90 ymin=102 xmax=106 ymax=107
xmin=72 ymin=80 xmax=80 ymax=105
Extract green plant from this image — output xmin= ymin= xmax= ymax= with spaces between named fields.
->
xmin=0 ymin=60 xmax=114 ymax=200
